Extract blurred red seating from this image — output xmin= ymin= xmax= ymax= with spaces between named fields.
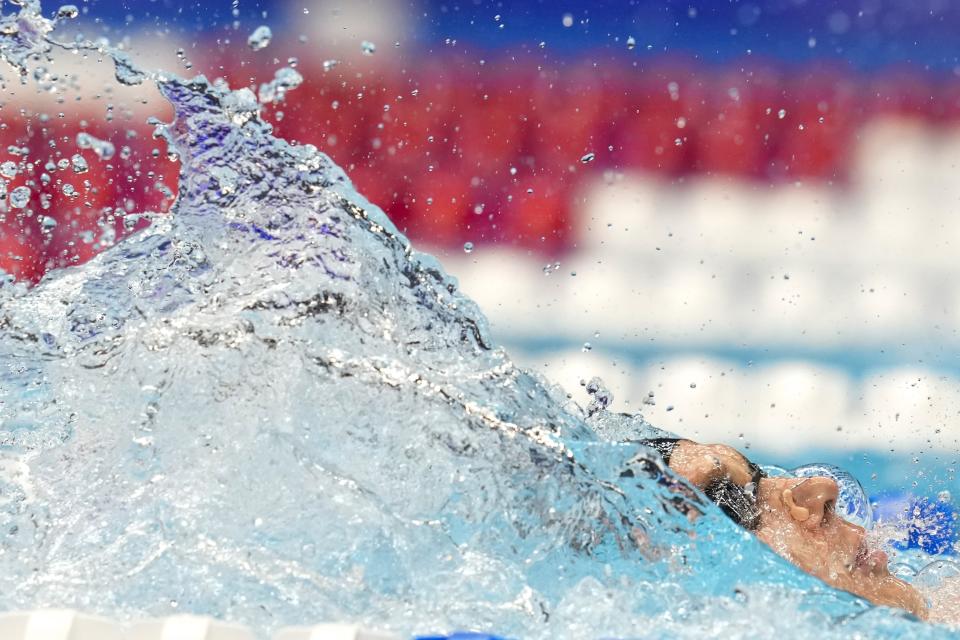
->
xmin=693 ymin=70 xmax=773 ymax=177
xmin=5 ymin=49 xmax=960 ymax=285
xmin=770 ymin=75 xmax=856 ymax=180
xmin=0 ymin=221 xmax=42 ymax=283
xmin=499 ymin=174 xmax=571 ymax=253
xmin=529 ymin=64 xmax=606 ymax=172
xmin=454 ymin=86 xmax=529 ymax=176
xmin=403 ymin=168 xmax=472 ymax=247
xmin=615 ymin=69 xmax=705 ymax=175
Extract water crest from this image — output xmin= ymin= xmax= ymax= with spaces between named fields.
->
xmin=0 ymin=2 xmax=952 ymax=638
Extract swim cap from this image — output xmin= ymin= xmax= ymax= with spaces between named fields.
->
xmin=704 ymin=476 xmax=762 ymax=530
xmin=790 ymin=463 xmax=873 ymax=529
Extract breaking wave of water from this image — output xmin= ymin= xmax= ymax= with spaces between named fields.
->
xmin=0 ymin=2 xmax=955 ymax=637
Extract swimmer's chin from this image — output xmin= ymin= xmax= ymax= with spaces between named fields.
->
xmin=852 ymin=547 xmax=888 ymax=577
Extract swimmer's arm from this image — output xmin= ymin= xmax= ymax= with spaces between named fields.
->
xmin=667 ymin=440 xmax=755 ymax=489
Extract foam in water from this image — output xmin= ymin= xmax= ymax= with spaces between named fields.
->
xmin=0 ymin=2 xmax=955 ymax=637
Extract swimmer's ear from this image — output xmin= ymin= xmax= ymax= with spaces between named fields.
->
xmin=782 ymin=488 xmax=810 ymax=522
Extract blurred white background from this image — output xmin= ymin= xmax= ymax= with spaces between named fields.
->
xmin=439 ymin=117 xmax=960 ymax=458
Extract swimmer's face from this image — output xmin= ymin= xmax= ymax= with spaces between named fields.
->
xmin=754 ymin=476 xmax=927 ymax=619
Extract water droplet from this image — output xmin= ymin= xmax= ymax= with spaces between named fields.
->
xmin=626 ymin=36 xmax=636 ymax=50
xmin=62 ymin=183 xmax=77 ymax=198
xmin=585 ymin=377 xmax=613 ymax=416
xmin=40 ymin=215 xmax=57 ymax=230
xmin=221 ymin=87 xmax=261 ymax=126
xmin=361 ymin=40 xmax=377 ymax=56
xmin=70 ymin=153 xmax=88 ymax=174
xmin=562 ymin=13 xmax=574 ymax=27
xmin=258 ymin=66 xmax=303 ymax=104
xmin=581 ymin=342 xmax=592 ymax=352
xmin=462 ymin=242 xmax=474 ymax=254
xmin=247 ymin=25 xmax=272 ymax=51
xmin=0 ymin=161 xmax=17 ymax=178
xmin=689 ymin=382 xmax=697 ymax=389
xmin=9 ymin=186 xmax=30 ymax=209
xmin=778 ymin=108 xmax=787 ymax=119
xmin=121 ymin=213 xmax=139 ymax=231
xmin=55 ymin=4 xmax=79 ymax=20
xmin=580 ymin=152 xmax=595 ymax=164
xmin=76 ymin=132 xmax=115 ymax=160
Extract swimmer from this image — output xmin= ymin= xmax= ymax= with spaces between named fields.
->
xmin=641 ymin=438 xmax=932 ymax=620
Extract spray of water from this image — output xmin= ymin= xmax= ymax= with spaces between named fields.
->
xmin=0 ymin=2 xmax=954 ymax=637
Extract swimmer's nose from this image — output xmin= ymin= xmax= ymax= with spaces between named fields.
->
xmin=783 ymin=476 xmax=839 ymax=527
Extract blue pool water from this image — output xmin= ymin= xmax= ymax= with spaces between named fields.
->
xmin=0 ymin=2 xmax=957 ymax=638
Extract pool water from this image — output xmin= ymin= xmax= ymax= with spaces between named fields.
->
xmin=0 ymin=2 xmax=956 ymax=638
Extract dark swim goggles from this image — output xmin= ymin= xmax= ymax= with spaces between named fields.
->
xmin=640 ymin=438 xmax=767 ymax=530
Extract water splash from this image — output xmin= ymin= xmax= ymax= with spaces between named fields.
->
xmin=0 ymin=0 xmax=54 ymax=80
xmin=247 ymin=25 xmax=272 ymax=52
xmin=9 ymin=185 xmax=30 ymax=208
xmin=258 ymin=66 xmax=303 ymax=104
xmin=112 ymin=50 xmax=147 ymax=86
xmin=0 ymin=2 xmax=954 ymax=638
xmin=76 ymin=132 xmax=117 ymax=160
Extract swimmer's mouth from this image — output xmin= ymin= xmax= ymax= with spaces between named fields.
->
xmin=854 ymin=542 xmax=888 ymax=573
